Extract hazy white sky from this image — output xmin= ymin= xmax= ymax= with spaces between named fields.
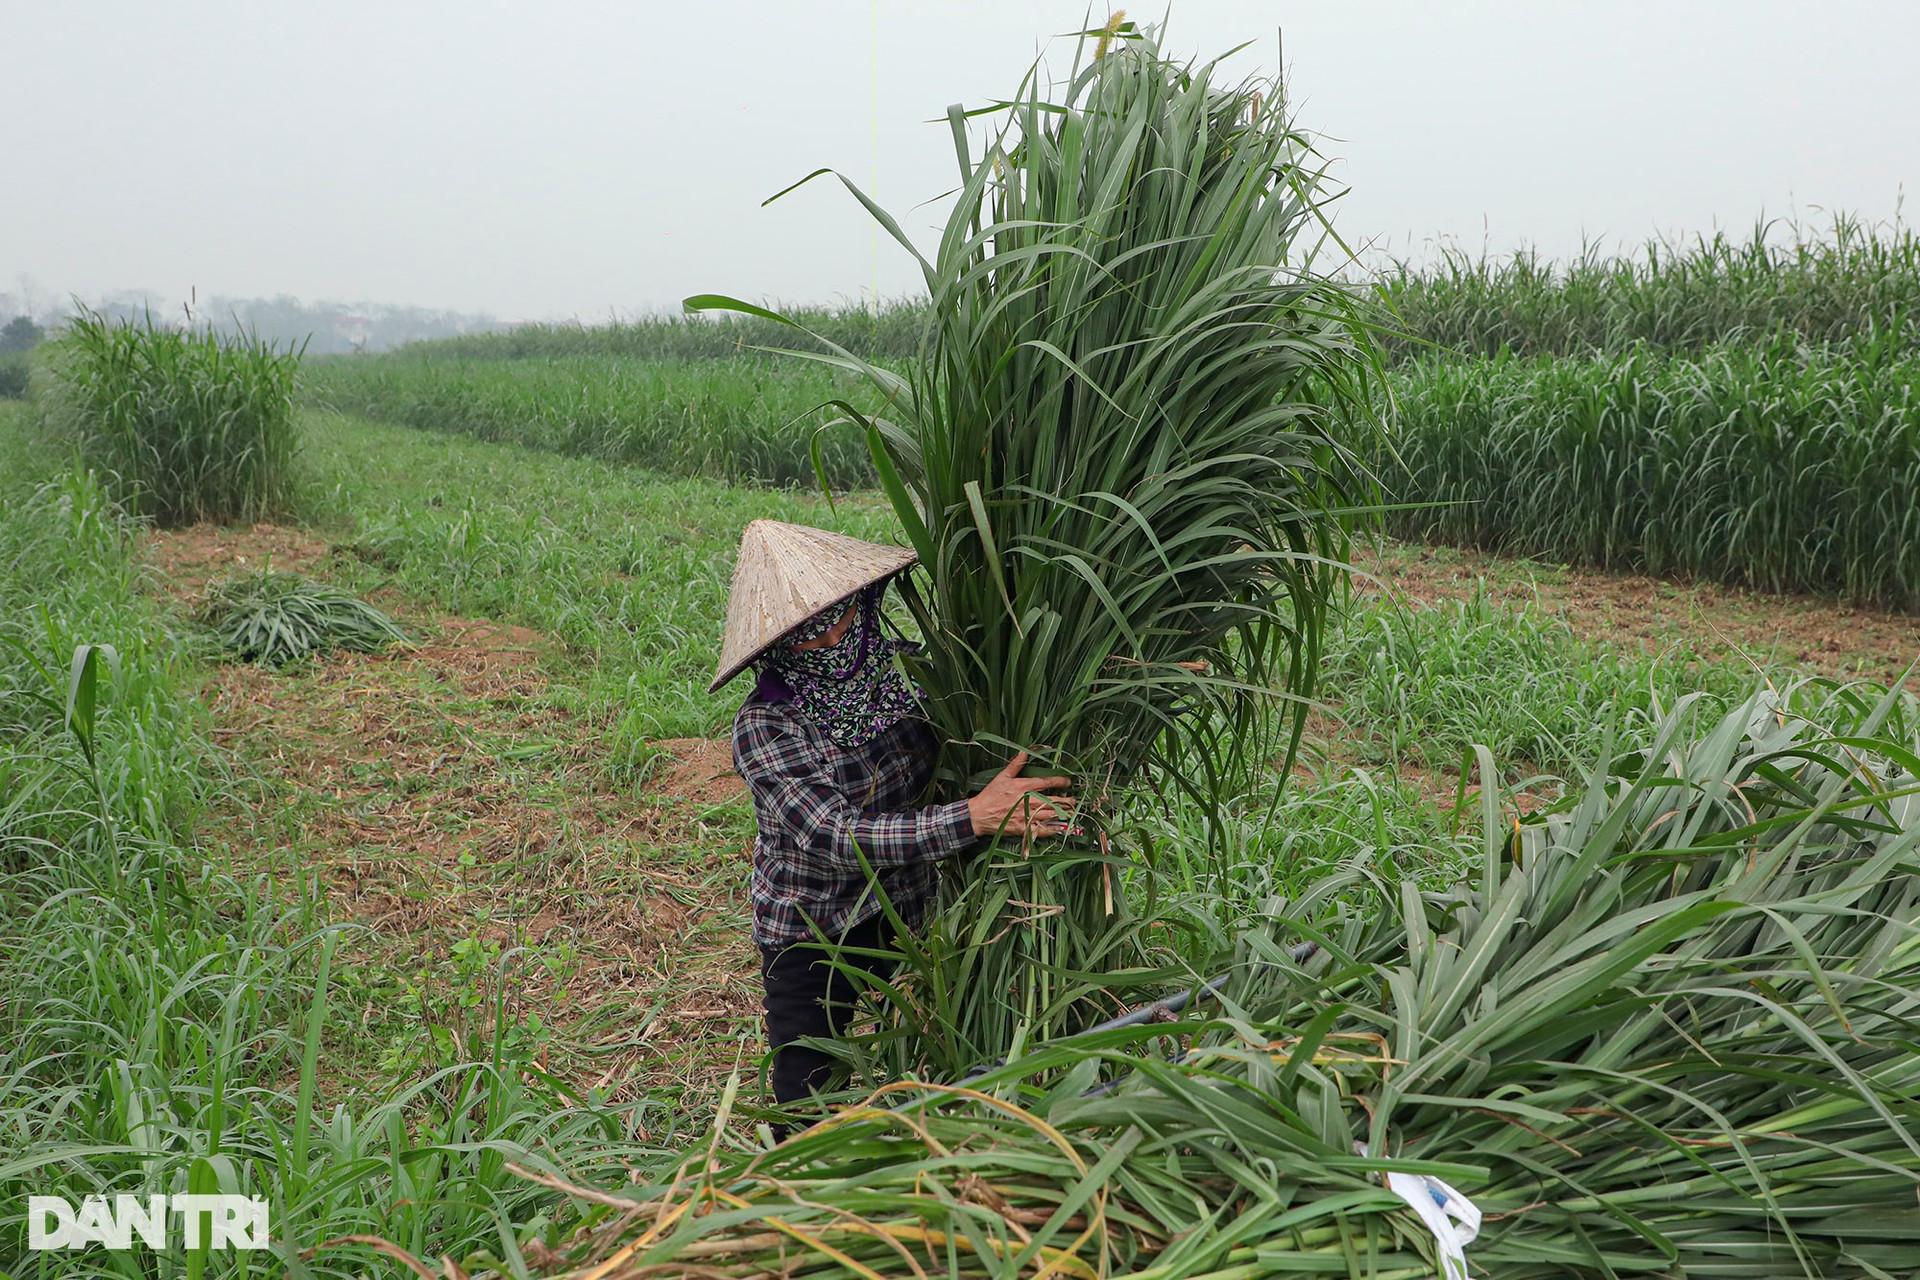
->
xmin=5 ymin=1 xmax=1914 ymax=321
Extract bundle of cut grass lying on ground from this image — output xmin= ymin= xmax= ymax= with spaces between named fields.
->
xmin=500 ymin=683 xmax=1920 ymax=1278
xmin=201 ymin=568 xmax=407 ymax=666
xmin=695 ymin=17 xmax=1381 ymax=1077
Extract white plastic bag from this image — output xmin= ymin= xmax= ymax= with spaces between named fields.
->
xmin=1357 ymin=1142 xmax=1481 ymax=1280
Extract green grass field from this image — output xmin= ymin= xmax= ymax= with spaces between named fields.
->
xmin=305 ymin=354 xmax=883 ymax=489
xmin=6 ymin=210 xmax=1920 ymax=1271
xmin=6 ymin=384 xmax=1912 ymax=1270
xmin=308 ymin=338 xmax=1920 ymax=606
xmin=346 ymin=216 xmax=1920 ymax=366
xmin=1379 ymin=214 xmax=1920 ymax=358
xmin=1388 ymin=335 xmax=1920 ymax=605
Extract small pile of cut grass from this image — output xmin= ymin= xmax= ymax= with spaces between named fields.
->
xmin=201 ymin=569 xmax=406 ymax=666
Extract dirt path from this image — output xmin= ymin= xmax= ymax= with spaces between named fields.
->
xmin=1358 ymin=541 xmax=1919 ymax=687
xmin=147 ymin=523 xmax=760 ymax=1105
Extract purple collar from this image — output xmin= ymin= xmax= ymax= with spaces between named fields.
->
xmin=753 ymin=666 xmax=796 ymax=704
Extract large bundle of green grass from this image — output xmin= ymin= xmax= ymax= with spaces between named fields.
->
xmin=697 ymin=18 xmax=1380 ymax=1074
xmin=500 ymin=684 xmax=1920 ymax=1278
xmin=50 ymin=306 xmax=302 ymax=526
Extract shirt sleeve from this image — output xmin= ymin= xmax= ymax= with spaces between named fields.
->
xmin=734 ymin=706 xmax=974 ymax=872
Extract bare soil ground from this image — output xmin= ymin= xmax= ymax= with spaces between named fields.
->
xmin=149 ymin=523 xmax=762 ymax=1105
xmin=643 ymin=737 xmax=746 ymax=806
xmin=143 ymin=520 xmax=336 ymax=600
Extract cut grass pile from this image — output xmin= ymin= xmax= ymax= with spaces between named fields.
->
xmin=1388 ymin=334 xmax=1920 ymax=607
xmin=510 ymin=684 xmax=1920 ymax=1279
xmin=201 ymin=567 xmax=407 ymax=665
xmin=47 ymin=307 xmax=303 ymax=526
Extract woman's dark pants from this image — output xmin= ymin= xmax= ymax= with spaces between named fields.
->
xmin=759 ymin=913 xmax=897 ymax=1106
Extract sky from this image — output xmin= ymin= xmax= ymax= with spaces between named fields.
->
xmin=5 ymin=0 xmax=1915 ymax=322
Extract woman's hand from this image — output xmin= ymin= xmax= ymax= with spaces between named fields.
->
xmin=968 ymin=751 xmax=1077 ymax=841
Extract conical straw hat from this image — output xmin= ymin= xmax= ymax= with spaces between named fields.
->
xmin=709 ymin=519 xmax=918 ymax=693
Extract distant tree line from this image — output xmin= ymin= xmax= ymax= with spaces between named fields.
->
xmin=0 ymin=315 xmax=42 ymax=397
xmin=200 ymin=295 xmax=510 ymax=355
xmin=1 ymin=315 xmax=44 ymax=354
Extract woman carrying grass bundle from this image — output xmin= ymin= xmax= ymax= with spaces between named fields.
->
xmin=690 ymin=15 xmax=1387 ymax=1078
xmin=710 ymin=519 xmax=1076 ymax=1107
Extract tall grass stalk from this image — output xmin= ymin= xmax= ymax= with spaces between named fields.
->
xmin=51 ymin=306 xmax=302 ymax=526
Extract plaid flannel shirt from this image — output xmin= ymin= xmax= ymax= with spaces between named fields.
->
xmin=733 ymin=693 xmax=975 ymax=949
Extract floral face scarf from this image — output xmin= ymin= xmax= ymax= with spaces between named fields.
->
xmin=760 ymin=583 xmax=919 ymax=749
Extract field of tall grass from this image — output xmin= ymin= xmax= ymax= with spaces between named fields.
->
xmin=1382 ymin=215 xmax=1920 ymax=358
xmin=306 ymin=353 xmax=881 ymax=488
xmin=1389 ymin=334 xmax=1920 ymax=606
xmin=366 ymin=217 xmax=1920 ymax=366
xmin=297 ymin=217 xmax=1920 ymax=606
xmin=299 ymin=352 xmax=1920 ymax=608
xmin=0 ymin=407 xmax=672 ymax=1273
xmin=403 ymin=297 xmax=930 ymax=363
